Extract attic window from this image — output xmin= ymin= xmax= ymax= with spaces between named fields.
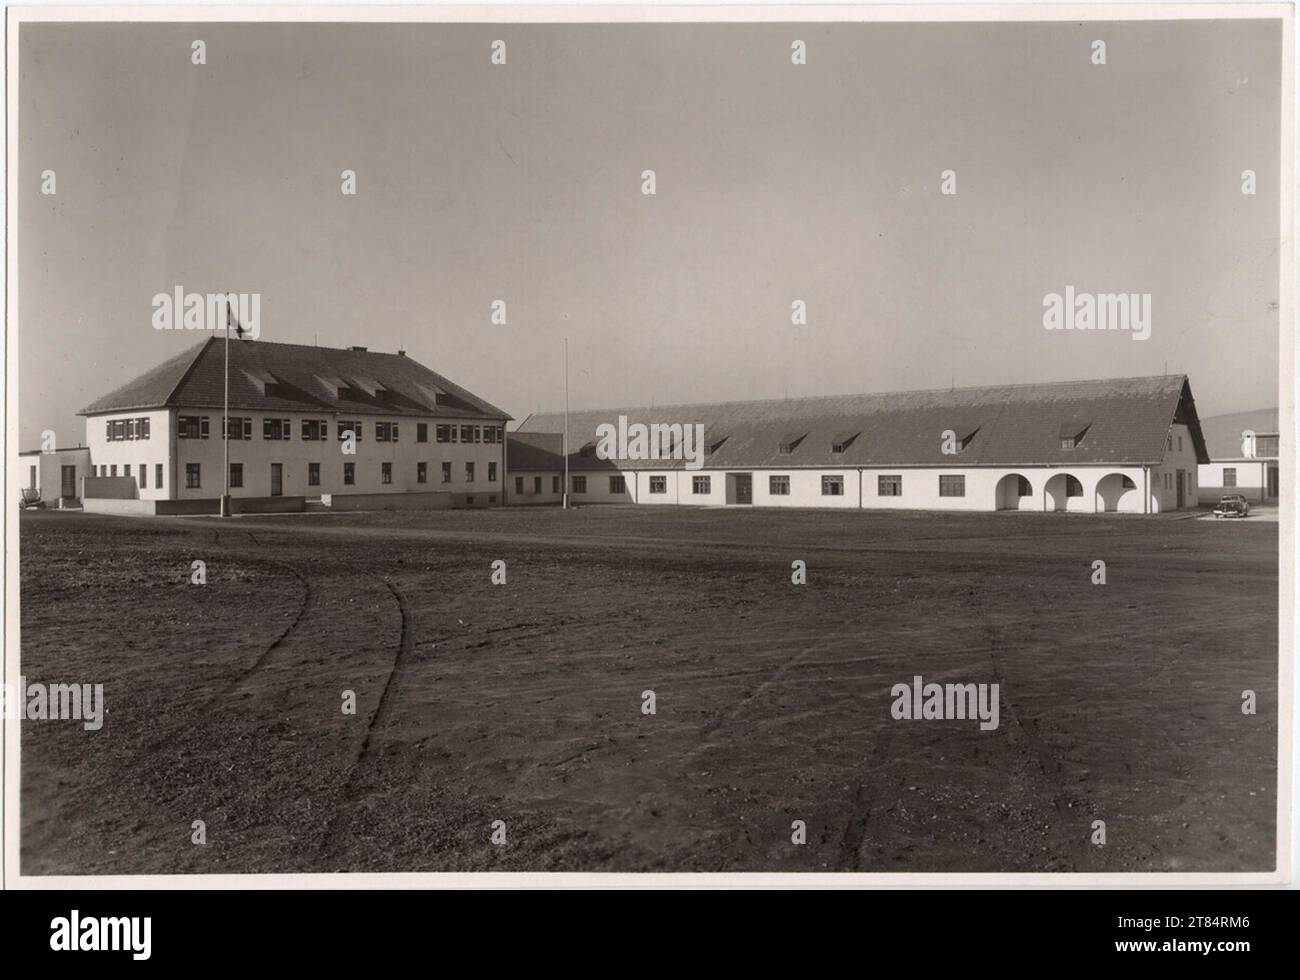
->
xmin=778 ymin=432 xmax=807 ymax=455
xmin=832 ymin=431 xmax=860 ymax=454
xmin=1059 ymin=422 xmax=1091 ymax=451
xmin=242 ymin=367 xmax=280 ymax=396
xmin=949 ymin=426 xmax=979 ymax=452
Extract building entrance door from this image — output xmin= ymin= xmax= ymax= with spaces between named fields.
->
xmin=271 ymin=464 xmax=283 ymax=497
xmin=61 ymin=466 xmax=76 ymax=498
xmin=733 ymin=473 xmax=752 ymax=505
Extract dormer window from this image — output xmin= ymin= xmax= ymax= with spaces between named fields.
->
xmin=578 ymin=440 xmax=597 ymax=458
xmin=1059 ymin=422 xmax=1091 ymax=451
xmin=778 ymin=432 xmax=807 ymax=455
xmin=242 ymin=367 xmax=280 ymax=396
xmin=706 ymin=435 xmax=728 ymax=455
xmin=949 ymin=426 xmax=979 ymax=452
xmin=832 ymin=431 xmax=860 ymax=454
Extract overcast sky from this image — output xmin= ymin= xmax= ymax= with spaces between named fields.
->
xmin=18 ymin=19 xmax=1282 ymax=448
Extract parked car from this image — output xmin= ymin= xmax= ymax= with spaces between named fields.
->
xmin=1212 ymin=494 xmax=1250 ymax=518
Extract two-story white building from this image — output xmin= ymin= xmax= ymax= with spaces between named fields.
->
xmin=79 ymin=337 xmax=510 ymax=514
xmin=511 ymin=375 xmax=1210 ymax=515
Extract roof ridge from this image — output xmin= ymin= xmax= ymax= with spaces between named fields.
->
xmin=533 ymin=373 xmax=1188 ymax=420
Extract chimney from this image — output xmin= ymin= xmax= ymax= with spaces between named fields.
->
xmin=350 ymin=345 xmax=368 ymax=352
xmin=397 ymin=350 xmax=407 ymax=357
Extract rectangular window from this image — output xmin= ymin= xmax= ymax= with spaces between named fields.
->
xmin=417 ymin=423 xmax=428 ymax=443
xmin=110 ymin=465 xmax=117 ymax=477
xmin=649 ymin=476 xmax=668 ymax=494
xmin=693 ymin=475 xmax=711 ymax=495
xmin=155 ymin=463 xmax=163 ymax=489
xmin=573 ymin=475 xmax=587 ymax=494
xmin=610 ymin=476 xmax=626 ymax=494
xmin=483 ymin=426 xmax=497 ymax=445
xmin=344 ymin=462 xmax=355 ymax=486
xmin=309 ymin=463 xmax=320 ymax=487
xmin=185 ymin=463 xmax=201 ymax=489
xmin=1223 ymin=467 xmax=1237 ymax=488
xmin=302 ymin=419 xmax=329 ymax=441
xmin=179 ymin=416 xmax=209 ymax=439
xmin=460 ymin=425 xmax=474 ymax=443
xmin=769 ymin=475 xmax=790 ymax=496
xmin=878 ymin=475 xmax=902 ymax=497
xmin=436 ymin=424 xmax=452 ymax=443
xmin=124 ymin=464 xmax=131 ymax=479
xmin=466 ymin=462 xmax=475 ymax=482
xmin=382 ymin=462 xmax=392 ymax=485
xmin=534 ymin=476 xmax=543 ymax=493
xmin=1178 ymin=436 xmax=1183 ymax=451
xmin=515 ymin=476 xmax=525 ymax=494
xmin=1256 ymin=436 xmax=1279 ymax=457
xmin=488 ymin=462 xmax=497 ymax=483
xmin=376 ymin=421 xmax=399 ymax=442
xmin=139 ymin=465 xmax=147 ymax=489
xmin=442 ymin=462 xmax=452 ymax=483
xmin=821 ymin=475 xmax=844 ymax=496
xmin=939 ymin=474 xmax=965 ymax=497
xmin=229 ymin=463 xmax=243 ymax=489
xmin=552 ymin=475 xmax=560 ymax=493
xmin=417 ymin=462 xmax=427 ymax=484
xmin=263 ymin=418 xmax=291 ymax=440
xmin=337 ymin=421 xmax=362 ymax=443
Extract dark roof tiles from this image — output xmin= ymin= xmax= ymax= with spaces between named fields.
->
xmin=81 ymin=338 xmax=509 ymax=420
xmin=516 ymin=375 xmax=1209 ymax=469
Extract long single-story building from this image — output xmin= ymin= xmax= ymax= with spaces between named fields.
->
xmin=1196 ymin=409 xmax=1280 ymax=505
xmin=73 ymin=337 xmax=511 ymax=514
xmin=511 ymin=375 xmax=1209 ymax=514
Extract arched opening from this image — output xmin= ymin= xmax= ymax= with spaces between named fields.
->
xmin=1044 ymin=472 xmax=1085 ymax=512
xmin=995 ymin=473 xmax=1034 ymax=510
xmin=1095 ymin=472 xmax=1140 ymax=513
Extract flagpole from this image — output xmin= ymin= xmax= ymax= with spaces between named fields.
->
xmin=562 ymin=337 xmax=569 ymax=511
xmin=222 ymin=300 xmax=231 ymax=517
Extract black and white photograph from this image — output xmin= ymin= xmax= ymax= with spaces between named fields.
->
xmin=2 ymin=1 xmax=1294 ymax=902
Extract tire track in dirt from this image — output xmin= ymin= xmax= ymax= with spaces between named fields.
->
xmin=315 ymin=574 xmax=416 ymax=860
xmin=216 ymin=529 xmax=314 ymax=695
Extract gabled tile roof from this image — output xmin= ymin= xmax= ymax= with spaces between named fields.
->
xmin=515 ymin=375 xmax=1209 ymax=470
xmin=506 ymin=431 xmax=566 ymax=471
xmin=80 ymin=337 xmax=510 ymax=420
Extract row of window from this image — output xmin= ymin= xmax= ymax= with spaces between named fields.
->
xmin=92 ymin=463 xmax=164 ymax=488
xmin=182 ymin=461 xmax=500 ymax=489
xmin=637 ymin=473 xmax=960 ymax=497
xmin=105 ymin=418 xmax=152 ymax=441
xmin=175 ymin=415 xmax=504 ymax=444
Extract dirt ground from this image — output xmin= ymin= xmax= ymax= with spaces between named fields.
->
xmin=17 ymin=504 xmax=1278 ymax=874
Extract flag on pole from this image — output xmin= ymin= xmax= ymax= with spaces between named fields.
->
xmin=227 ymin=299 xmax=247 ymax=339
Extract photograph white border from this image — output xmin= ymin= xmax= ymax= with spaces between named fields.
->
xmin=4 ymin=2 xmax=1294 ymax=890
